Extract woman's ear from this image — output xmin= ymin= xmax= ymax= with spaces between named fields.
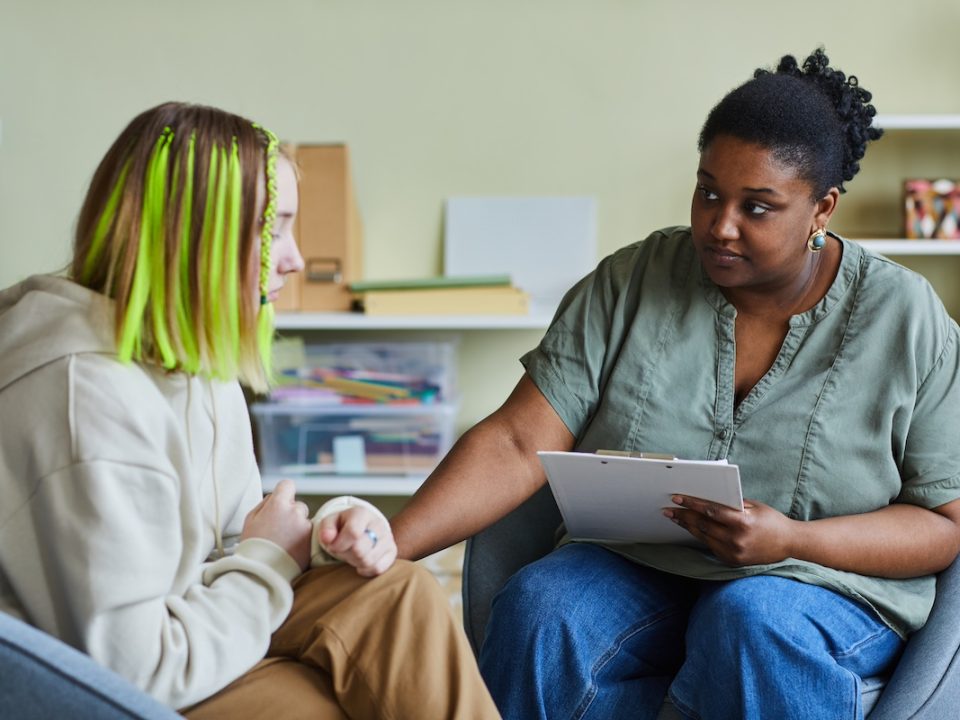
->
xmin=815 ymin=187 xmax=841 ymax=230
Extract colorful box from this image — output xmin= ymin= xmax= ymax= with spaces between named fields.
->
xmin=904 ymin=179 xmax=960 ymax=239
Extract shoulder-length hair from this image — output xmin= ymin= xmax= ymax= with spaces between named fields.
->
xmin=71 ymin=102 xmax=279 ymax=392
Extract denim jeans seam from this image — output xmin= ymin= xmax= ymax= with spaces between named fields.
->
xmin=670 ymin=670 xmax=862 ymax=720
xmin=831 ymin=625 xmax=894 ymax=661
xmin=670 ymin=651 xmax=867 ymax=720
xmin=667 ymin=688 xmax=701 ymax=720
xmin=670 ymin=676 xmax=861 ymax=720
xmin=843 ymin=667 xmax=862 ymax=718
xmin=570 ymin=605 xmax=688 ymax=720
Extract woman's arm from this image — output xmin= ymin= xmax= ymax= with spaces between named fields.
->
xmin=392 ymin=374 xmax=575 ymax=561
xmin=665 ymin=494 xmax=960 ymax=578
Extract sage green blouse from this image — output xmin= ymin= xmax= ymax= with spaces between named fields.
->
xmin=522 ymin=226 xmax=960 ymax=638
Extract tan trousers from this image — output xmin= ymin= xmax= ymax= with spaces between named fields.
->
xmin=184 ymin=560 xmax=499 ymax=720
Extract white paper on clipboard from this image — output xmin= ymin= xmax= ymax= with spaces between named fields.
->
xmin=537 ymin=451 xmax=744 ymax=544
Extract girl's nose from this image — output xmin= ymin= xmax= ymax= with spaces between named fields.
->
xmin=279 ymin=237 xmax=305 ymax=275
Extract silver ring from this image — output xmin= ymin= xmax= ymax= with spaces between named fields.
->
xmin=364 ymin=528 xmax=379 ymax=548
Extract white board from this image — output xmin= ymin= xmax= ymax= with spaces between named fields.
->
xmin=443 ymin=196 xmax=597 ymax=313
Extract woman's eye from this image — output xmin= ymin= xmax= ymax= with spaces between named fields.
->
xmin=698 ymin=186 xmax=718 ymax=201
xmin=745 ymin=202 xmax=769 ymax=216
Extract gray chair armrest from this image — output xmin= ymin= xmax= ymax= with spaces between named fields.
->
xmin=0 ymin=612 xmax=181 ymax=720
xmin=462 ymin=486 xmax=562 ymax=655
xmin=867 ymin=553 xmax=960 ymax=719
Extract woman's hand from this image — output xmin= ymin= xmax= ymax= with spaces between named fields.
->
xmin=317 ymin=506 xmax=397 ymax=577
xmin=666 ymin=495 xmax=960 ymax=577
xmin=663 ymin=495 xmax=797 ymax=566
xmin=242 ymin=479 xmax=313 ymax=571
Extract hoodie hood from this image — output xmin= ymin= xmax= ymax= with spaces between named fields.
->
xmin=0 ymin=275 xmax=117 ymax=393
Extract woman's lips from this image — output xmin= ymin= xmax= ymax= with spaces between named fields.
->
xmin=704 ymin=245 xmax=745 ymax=268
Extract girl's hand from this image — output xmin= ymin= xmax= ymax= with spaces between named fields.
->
xmin=317 ymin=506 xmax=397 ymax=577
xmin=242 ymin=479 xmax=312 ymax=571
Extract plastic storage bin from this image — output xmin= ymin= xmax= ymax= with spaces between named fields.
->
xmin=251 ymin=402 xmax=457 ymax=477
xmin=252 ymin=340 xmax=458 ymax=481
xmin=271 ymin=340 xmax=456 ymax=405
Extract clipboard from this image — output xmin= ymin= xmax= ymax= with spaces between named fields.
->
xmin=538 ymin=451 xmax=744 ymax=544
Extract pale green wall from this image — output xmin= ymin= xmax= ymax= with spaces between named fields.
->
xmin=4 ymin=0 xmax=960 ymax=430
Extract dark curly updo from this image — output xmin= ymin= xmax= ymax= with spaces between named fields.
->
xmin=698 ymin=48 xmax=883 ymax=197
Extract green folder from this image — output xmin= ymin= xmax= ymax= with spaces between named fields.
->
xmin=349 ymin=274 xmax=513 ymax=292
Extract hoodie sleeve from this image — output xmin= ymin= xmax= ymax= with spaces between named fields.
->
xmin=20 ymin=459 xmax=299 ymax=710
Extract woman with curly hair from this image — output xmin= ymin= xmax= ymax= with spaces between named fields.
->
xmin=391 ymin=48 xmax=960 ymax=719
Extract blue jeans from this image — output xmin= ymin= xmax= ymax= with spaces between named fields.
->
xmin=478 ymin=543 xmax=903 ymax=720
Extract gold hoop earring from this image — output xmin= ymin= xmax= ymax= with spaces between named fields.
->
xmin=807 ymin=228 xmax=826 ymax=253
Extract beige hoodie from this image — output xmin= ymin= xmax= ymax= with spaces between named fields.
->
xmin=0 ymin=275 xmax=368 ymax=709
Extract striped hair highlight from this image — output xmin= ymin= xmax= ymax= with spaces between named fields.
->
xmin=72 ymin=102 xmax=280 ymax=392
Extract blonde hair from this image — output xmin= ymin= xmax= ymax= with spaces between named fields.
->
xmin=71 ymin=102 xmax=280 ymax=392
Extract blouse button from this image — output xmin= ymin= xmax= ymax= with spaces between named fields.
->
xmin=718 ymin=427 xmax=729 ymax=440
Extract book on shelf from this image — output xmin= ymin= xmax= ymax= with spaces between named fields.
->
xmin=352 ymin=284 xmax=530 ymax=316
xmin=348 ymin=274 xmax=513 ymax=293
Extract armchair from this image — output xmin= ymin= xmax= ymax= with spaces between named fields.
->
xmin=462 ymin=486 xmax=960 ymax=719
xmin=0 ymin=611 xmax=181 ymax=720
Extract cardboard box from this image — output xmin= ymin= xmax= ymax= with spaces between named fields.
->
xmin=276 ymin=145 xmax=363 ymax=311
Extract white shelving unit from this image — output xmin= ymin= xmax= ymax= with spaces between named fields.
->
xmin=266 ymin=310 xmax=553 ymax=496
xmin=875 ymin=114 xmax=960 ymax=131
xmin=854 ymin=115 xmax=960 ymax=253
xmin=857 ymin=240 xmax=960 ymax=255
xmin=262 ymin=473 xmax=426 ymax=496
xmin=274 ymin=309 xmax=554 ymax=331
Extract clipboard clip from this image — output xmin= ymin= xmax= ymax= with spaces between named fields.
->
xmin=596 ymin=449 xmax=677 ymax=461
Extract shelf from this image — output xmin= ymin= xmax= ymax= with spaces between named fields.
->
xmin=262 ymin=473 xmax=426 ymax=496
xmin=274 ymin=309 xmax=554 ymax=330
xmin=875 ymin=114 xmax=960 ymax=130
xmin=855 ymin=240 xmax=960 ymax=255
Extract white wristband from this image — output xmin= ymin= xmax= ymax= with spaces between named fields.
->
xmin=309 ymin=496 xmax=389 ymax=567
